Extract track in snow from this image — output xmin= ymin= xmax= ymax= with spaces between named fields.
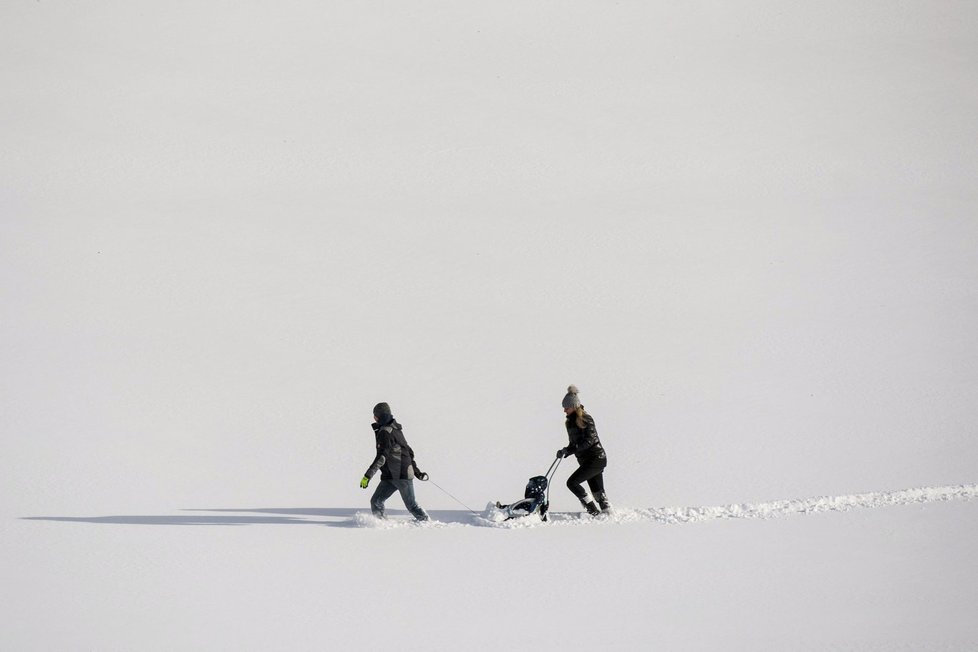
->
xmin=525 ymin=483 xmax=978 ymax=529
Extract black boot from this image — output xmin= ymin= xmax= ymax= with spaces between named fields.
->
xmin=595 ymin=491 xmax=612 ymax=512
xmin=580 ymin=497 xmax=601 ymax=516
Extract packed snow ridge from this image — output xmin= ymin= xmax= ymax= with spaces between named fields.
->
xmin=627 ymin=484 xmax=978 ymax=526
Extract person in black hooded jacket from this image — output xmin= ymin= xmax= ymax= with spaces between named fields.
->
xmin=556 ymin=385 xmax=611 ymax=516
xmin=360 ymin=402 xmax=429 ymax=521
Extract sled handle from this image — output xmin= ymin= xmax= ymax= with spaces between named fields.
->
xmin=544 ymin=455 xmax=563 ymax=507
xmin=545 ymin=455 xmax=562 ymax=480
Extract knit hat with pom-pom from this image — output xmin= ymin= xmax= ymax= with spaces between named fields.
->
xmin=561 ymin=385 xmax=581 ymax=409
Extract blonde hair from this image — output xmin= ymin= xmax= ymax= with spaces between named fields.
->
xmin=575 ymin=405 xmax=588 ymax=429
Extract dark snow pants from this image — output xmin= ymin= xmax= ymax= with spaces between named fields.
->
xmin=566 ymin=458 xmax=607 ymax=501
xmin=370 ymin=478 xmax=429 ymax=521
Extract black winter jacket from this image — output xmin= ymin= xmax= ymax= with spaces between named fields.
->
xmin=565 ymin=412 xmax=607 ymax=463
xmin=365 ymin=418 xmax=421 ymax=481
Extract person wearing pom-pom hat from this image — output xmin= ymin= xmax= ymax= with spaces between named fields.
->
xmin=556 ymin=385 xmax=611 ymax=516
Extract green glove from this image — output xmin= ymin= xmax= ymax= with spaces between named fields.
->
xmin=360 ymin=476 xmax=370 ymax=489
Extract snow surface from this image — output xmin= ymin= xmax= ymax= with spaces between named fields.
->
xmin=2 ymin=1 xmax=978 ymax=650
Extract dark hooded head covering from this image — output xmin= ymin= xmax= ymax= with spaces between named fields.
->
xmin=373 ymin=402 xmax=393 ymax=425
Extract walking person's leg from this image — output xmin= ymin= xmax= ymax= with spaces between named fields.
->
xmin=370 ymin=479 xmax=398 ymax=519
xmin=393 ymin=479 xmax=429 ymax=521
xmin=585 ymin=465 xmax=611 ymax=511
xmin=566 ymin=460 xmax=604 ymax=515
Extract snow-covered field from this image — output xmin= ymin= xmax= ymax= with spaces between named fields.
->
xmin=2 ymin=1 xmax=977 ymax=650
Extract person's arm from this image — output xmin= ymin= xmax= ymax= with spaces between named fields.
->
xmin=364 ymin=428 xmax=393 ymax=479
xmin=406 ymin=443 xmax=429 ymax=480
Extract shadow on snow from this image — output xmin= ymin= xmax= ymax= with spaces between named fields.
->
xmin=21 ymin=508 xmax=481 ymax=528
